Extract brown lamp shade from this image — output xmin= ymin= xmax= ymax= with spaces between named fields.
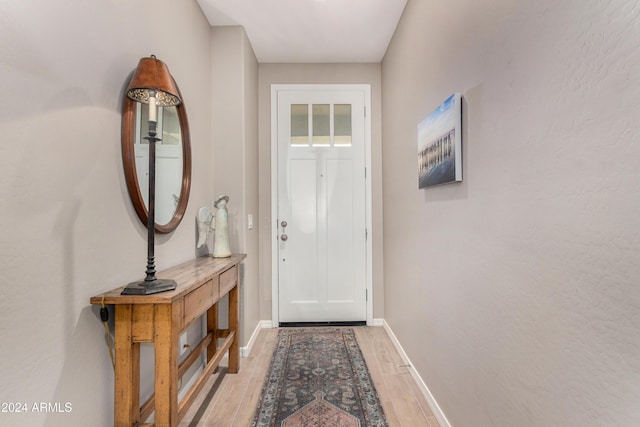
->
xmin=126 ymin=56 xmax=181 ymax=106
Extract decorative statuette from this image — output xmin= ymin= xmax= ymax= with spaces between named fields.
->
xmin=212 ymin=195 xmax=231 ymax=258
xmin=196 ymin=195 xmax=232 ymax=258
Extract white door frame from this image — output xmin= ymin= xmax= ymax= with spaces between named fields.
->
xmin=271 ymin=84 xmax=373 ymax=326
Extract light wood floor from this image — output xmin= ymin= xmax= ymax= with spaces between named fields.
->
xmin=180 ymin=326 xmax=441 ymax=427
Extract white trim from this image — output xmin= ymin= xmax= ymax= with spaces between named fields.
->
xmin=370 ymin=318 xmax=384 ymax=327
xmin=260 ymin=320 xmax=274 ymax=329
xmin=363 ymin=86 xmax=373 ymax=326
xmin=270 ymin=84 xmax=373 ymax=327
xmin=271 ymin=84 xmax=279 ymax=327
xmin=382 ymin=320 xmax=452 ymax=427
xmin=241 ymin=320 xmax=273 ymax=358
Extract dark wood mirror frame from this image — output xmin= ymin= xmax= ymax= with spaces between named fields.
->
xmin=121 ymin=94 xmax=192 ymax=234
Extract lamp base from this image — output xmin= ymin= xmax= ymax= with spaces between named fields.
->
xmin=121 ymin=278 xmax=177 ymax=295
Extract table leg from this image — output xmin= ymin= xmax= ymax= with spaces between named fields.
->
xmin=207 ymin=303 xmax=218 ymax=363
xmin=228 ymin=284 xmax=239 ymax=373
xmin=154 ymin=304 xmax=179 ymax=427
xmin=114 ymin=304 xmax=139 ymax=427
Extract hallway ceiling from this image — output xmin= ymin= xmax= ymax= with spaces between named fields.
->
xmin=197 ymin=0 xmax=407 ymax=63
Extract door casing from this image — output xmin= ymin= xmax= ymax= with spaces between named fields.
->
xmin=270 ymin=84 xmax=373 ymax=326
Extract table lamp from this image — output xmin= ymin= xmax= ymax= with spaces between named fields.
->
xmin=121 ymin=55 xmax=181 ymax=295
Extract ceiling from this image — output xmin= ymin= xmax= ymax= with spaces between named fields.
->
xmin=196 ymin=0 xmax=408 ymax=63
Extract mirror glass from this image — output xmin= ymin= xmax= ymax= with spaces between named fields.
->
xmin=122 ymin=93 xmax=191 ymax=233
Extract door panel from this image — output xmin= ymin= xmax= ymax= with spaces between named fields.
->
xmin=289 ymin=158 xmax=318 ymax=302
xmin=327 ymin=158 xmax=355 ymax=302
xmin=277 ymin=89 xmax=366 ymax=323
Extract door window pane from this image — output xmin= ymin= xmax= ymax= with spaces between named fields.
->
xmin=291 ymin=104 xmax=309 ymax=146
xmin=161 ymin=106 xmax=180 ymax=145
xmin=334 ymin=104 xmax=352 ymax=146
xmin=312 ymin=104 xmax=330 ymax=146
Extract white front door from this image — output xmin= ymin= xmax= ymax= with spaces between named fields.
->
xmin=276 ymin=87 xmax=367 ymax=323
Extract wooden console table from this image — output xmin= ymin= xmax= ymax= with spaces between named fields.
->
xmin=90 ymin=254 xmax=245 ymax=427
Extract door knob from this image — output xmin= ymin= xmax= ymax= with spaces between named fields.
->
xmin=281 ymin=234 xmax=288 ymax=241
xmin=281 ymin=221 xmax=288 ymax=228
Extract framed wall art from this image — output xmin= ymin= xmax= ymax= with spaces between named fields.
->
xmin=417 ymin=93 xmax=462 ymax=188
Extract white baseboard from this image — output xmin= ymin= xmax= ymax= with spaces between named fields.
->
xmin=370 ymin=318 xmax=384 ymax=327
xmin=241 ymin=320 xmax=272 ymax=358
xmin=382 ymin=320 xmax=452 ymax=427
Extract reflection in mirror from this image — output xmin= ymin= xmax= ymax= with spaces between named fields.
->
xmin=134 ymin=104 xmax=183 ymax=225
xmin=122 ymin=95 xmax=191 ymax=234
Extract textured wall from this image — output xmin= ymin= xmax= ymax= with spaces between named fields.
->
xmin=382 ymin=0 xmax=640 ymax=425
xmin=210 ymin=26 xmax=260 ymax=345
xmin=0 ymin=1 xmax=212 ymax=426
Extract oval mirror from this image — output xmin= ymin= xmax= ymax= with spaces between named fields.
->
xmin=121 ymin=89 xmax=191 ymax=234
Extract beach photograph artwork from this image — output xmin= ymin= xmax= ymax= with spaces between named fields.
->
xmin=417 ymin=93 xmax=462 ymax=188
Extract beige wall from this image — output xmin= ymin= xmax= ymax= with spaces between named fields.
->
xmin=257 ymin=63 xmax=384 ymax=321
xmin=382 ymin=0 xmax=640 ymax=426
xmin=210 ymin=26 xmax=260 ymax=345
xmin=0 ymin=1 xmax=212 ymax=426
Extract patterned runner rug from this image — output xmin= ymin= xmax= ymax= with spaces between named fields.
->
xmin=252 ymin=327 xmax=388 ymax=427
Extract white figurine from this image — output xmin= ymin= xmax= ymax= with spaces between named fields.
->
xmin=212 ymin=195 xmax=231 ymax=258
xmin=196 ymin=195 xmax=231 ymax=258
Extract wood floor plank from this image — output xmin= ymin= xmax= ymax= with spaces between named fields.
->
xmin=204 ymin=328 xmax=276 ymax=426
xmin=355 ymin=326 xmax=440 ymax=427
xmin=405 ymin=370 xmax=437 ymax=418
xmin=382 ymin=371 xmax=432 ymax=427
